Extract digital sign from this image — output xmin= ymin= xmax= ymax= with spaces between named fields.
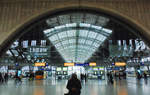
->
xmin=64 ymin=63 xmax=74 ymax=66
xmin=99 ymin=67 xmax=104 ymax=70
xmin=115 ymin=62 xmax=126 ymax=66
xmin=75 ymin=63 xmax=85 ymax=66
xmin=56 ymin=67 xmax=62 ymax=71
xmin=35 ymin=62 xmax=46 ymax=66
xmin=93 ymin=67 xmax=98 ymax=71
xmin=63 ymin=67 xmax=68 ymax=71
xmin=89 ymin=62 xmax=96 ymax=66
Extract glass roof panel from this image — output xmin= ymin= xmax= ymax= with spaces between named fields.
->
xmin=85 ymin=40 xmax=93 ymax=45
xmin=45 ymin=12 xmax=112 ymax=62
xmin=58 ymin=15 xmax=70 ymax=24
xmin=96 ymin=34 xmax=106 ymax=41
xmin=55 ymin=25 xmax=66 ymax=30
xmin=80 ymin=23 xmax=91 ymax=28
xmin=46 ymin=17 xmax=59 ymax=27
xmin=58 ymin=31 xmax=67 ymax=39
xmin=67 ymin=30 xmax=76 ymax=37
xmin=69 ymin=39 xmax=76 ymax=43
xmin=62 ymin=40 xmax=68 ymax=45
xmin=79 ymin=30 xmax=88 ymax=37
xmin=71 ymin=13 xmax=83 ymax=23
xmin=66 ymin=23 xmax=77 ymax=27
xmin=78 ymin=39 xmax=86 ymax=44
xmin=84 ymin=14 xmax=97 ymax=24
xmin=102 ymin=28 xmax=112 ymax=34
xmin=55 ymin=43 xmax=62 ymax=48
xmin=49 ymin=34 xmax=58 ymax=41
xmin=96 ymin=16 xmax=109 ymax=26
xmin=91 ymin=25 xmax=102 ymax=30
xmin=93 ymin=42 xmax=100 ymax=47
xmin=88 ymin=31 xmax=98 ymax=38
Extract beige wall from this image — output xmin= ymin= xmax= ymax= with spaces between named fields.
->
xmin=0 ymin=0 xmax=150 ymax=54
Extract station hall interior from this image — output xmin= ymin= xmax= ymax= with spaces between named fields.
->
xmin=0 ymin=0 xmax=150 ymax=95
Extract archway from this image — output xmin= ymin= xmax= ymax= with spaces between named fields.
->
xmin=0 ymin=6 xmax=149 ymax=57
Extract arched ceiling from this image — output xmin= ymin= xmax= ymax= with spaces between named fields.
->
xmin=43 ymin=12 xmax=112 ymax=63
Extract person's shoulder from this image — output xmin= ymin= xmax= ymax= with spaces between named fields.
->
xmin=76 ymin=79 xmax=81 ymax=82
xmin=68 ymin=78 xmax=72 ymax=82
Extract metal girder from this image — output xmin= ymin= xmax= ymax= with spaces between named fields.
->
xmin=60 ymin=50 xmax=93 ymax=56
xmin=52 ymin=36 xmax=102 ymax=45
xmin=59 ymin=47 xmax=94 ymax=53
xmin=57 ymin=43 xmax=97 ymax=50
xmin=45 ymin=27 xmax=110 ymax=37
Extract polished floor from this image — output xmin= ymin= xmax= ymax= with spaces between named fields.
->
xmin=0 ymin=77 xmax=150 ymax=95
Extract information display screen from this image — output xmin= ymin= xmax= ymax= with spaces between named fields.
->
xmin=35 ymin=62 xmax=46 ymax=66
xmin=93 ymin=67 xmax=98 ymax=71
xmin=64 ymin=63 xmax=74 ymax=66
xmin=56 ymin=67 xmax=62 ymax=71
xmin=63 ymin=67 xmax=67 ymax=71
xmin=115 ymin=62 xmax=126 ymax=66
xmin=89 ymin=62 xmax=96 ymax=66
xmin=99 ymin=67 xmax=104 ymax=70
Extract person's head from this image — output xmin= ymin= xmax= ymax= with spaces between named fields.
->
xmin=71 ymin=73 xmax=77 ymax=79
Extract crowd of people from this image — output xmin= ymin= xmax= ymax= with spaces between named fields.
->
xmin=80 ymin=73 xmax=87 ymax=83
xmin=0 ymin=71 xmax=36 ymax=84
xmin=106 ymin=71 xmax=127 ymax=84
xmin=136 ymin=70 xmax=148 ymax=80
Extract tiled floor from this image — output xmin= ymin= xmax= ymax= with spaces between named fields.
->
xmin=0 ymin=77 xmax=150 ymax=95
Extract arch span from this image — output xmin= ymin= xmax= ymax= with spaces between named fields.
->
xmin=0 ymin=6 xmax=149 ymax=56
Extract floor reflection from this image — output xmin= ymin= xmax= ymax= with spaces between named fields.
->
xmin=0 ymin=78 xmax=150 ymax=95
xmin=33 ymin=87 xmax=45 ymax=95
xmin=117 ymin=87 xmax=128 ymax=95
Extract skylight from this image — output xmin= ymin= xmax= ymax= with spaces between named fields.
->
xmin=44 ymin=13 xmax=112 ymax=62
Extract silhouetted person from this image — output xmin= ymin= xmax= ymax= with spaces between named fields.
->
xmin=143 ymin=71 xmax=147 ymax=78
xmin=0 ymin=72 xmax=3 ymax=83
xmin=4 ymin=73 xmax=8 ymax=82
xmin=80 ymin=74 xmax=84 ymax=82
xmin=29 ymin=72 xmax=34 ymax=81
xmin=137 ymin=71 xmax=141 ymax=80
xmin=109 ymin=72 xmax=113 ymax=84
xmin=14 ymin=72 xmax=22 ymax=83
xmin=107 ymin=72 xmax=110 ymax=80
xmin=85 ymin=73 xmax=87 ymax=82
xmin=66 ymin=73 xmax=82 ymax=95
xmin=118 ymin=72 xmax=121 ymax=80
xmin=123 ymin=72 xmax=126 ymax=79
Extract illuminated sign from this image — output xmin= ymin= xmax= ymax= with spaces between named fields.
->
xmin=93 ymin=67 xmax=98 ymax=70
xmin=99 ymin=67 xmax=104 ymax=70
xmin=115 ymin=62 xmax=126 ymax=66
xmin=63 ymin=67 xmax=68 ymax=71
xmin=89 ymin=62 xmax=96 ymax=66
xmin=35 ymin=62 xmax=46 ymax=66
xmin=75 ymin=63 xmax=84 ymax=66
xmin=64 ymin=63 xmax=74 ymax=66
xmin=56 ymin=67 xmax=62 ymax=71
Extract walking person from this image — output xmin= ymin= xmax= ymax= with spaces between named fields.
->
xmin=143 ymin=71 xmax=148 ymax=84
xmin=0 ymin=72 xmax=3 ymax=83
xmin=143 ymin=71 xmax=147 ymax=79
xmin=65 ymin=73 xmax=82 ymax=95
xmin=80 ymin=73 xmax=84 ymax=82
xmin=4 ymin=73 xmax=9 ymax=83
xmin=118 ymin=72 xmax=121 ymax=80
xmin=85 ymin=73 xmax=87 ymax=83
xmin=109 ymin=72 xmax=114 ymax=84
